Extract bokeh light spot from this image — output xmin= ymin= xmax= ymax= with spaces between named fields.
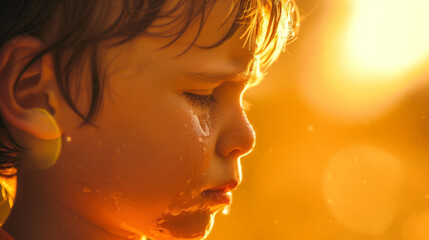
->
xmin=323 ymin=145 xmax=403 ymax=235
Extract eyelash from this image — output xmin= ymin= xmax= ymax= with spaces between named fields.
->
xmin=183 ymin=92 xmax=218 ymax=108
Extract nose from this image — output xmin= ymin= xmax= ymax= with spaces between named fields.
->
xmin=216 ymin=109 xmax=256 ymax=159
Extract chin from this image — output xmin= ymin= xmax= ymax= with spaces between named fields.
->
xmin=149 ymin=209 xmax=217 ymax=240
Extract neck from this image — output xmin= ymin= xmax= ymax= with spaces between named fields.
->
xmin=2 ymin=171 xmax=133 ymax=240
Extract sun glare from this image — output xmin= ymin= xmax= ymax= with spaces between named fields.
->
xmin=344 ymin=0 xmax=429 ymax=80
xmin=300 ymin=0 xmax=429 ymax=121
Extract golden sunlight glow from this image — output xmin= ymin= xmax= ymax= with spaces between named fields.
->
xmin=300 ymin=0 xmax=429 ymax=121
xmin=344 ymin=0 xmax=429 ymax=79
xmin=2 ymin=1 xmax=429 ymax=239
xmin=244 ymin=0 xmax=300 ymax=86
xmin=323 ymin=145 xmax=403 ymax=235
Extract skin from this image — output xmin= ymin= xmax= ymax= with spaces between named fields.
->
xmin=0 ymin=1 xmax=256 ymax=240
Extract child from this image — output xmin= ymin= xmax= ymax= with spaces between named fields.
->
xmin=0 ymin=0 xmax=298 ymax=239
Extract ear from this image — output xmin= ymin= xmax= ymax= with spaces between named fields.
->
xmin=0 ymin=36 xmax=62 ymax=140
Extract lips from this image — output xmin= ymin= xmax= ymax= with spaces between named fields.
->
xmin=201 ymin=189 xmax=233 ymax=208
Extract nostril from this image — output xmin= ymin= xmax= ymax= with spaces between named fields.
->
xmin=228 ymin=149 xmax=242 ymax=159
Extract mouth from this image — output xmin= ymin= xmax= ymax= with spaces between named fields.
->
xmin=201 ymin=189 xmax=233 ymax=210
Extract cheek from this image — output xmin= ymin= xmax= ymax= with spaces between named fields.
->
xmin=106 ymin=96 xmax=215 ymax=221
xmin=41 ymin=89 xmax=217 ymax=233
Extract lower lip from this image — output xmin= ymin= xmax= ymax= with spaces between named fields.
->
xmin=201 ymin=190 xmax=232 ymax=206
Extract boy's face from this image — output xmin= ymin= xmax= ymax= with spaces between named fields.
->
xmin=37 ymin=2 xmax=256 ymax=239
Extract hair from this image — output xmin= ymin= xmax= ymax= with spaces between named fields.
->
xmin=0 ymin=0 xmax=299 ymax=176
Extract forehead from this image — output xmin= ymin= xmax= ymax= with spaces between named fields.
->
xmin=107 ymin=0 xmax=254 ymax=78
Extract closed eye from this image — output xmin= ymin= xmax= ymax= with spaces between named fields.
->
xmin=183 ymin=92 xmax=218 ymax=109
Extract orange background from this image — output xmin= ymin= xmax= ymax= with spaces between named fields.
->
xmin=208 ymin=0 xmax=429 ymax=239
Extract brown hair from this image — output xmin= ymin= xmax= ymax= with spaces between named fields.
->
xmin=0 ymin=0 xmax=299 ymax=176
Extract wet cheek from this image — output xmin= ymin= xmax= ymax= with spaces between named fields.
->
xmin=111 ymin=101 xmax=213 ymax=208
xmin=164 ymin=108 xmax=215 ymax=207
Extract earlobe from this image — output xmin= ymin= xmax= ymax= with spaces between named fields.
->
xmin=0 ymin=36 xmax=62 ymax=140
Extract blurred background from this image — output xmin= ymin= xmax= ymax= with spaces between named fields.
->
xmin=1 ymin=0 xmax=429 ymax=239
xmin=208 ymin=0 xmax=429 ymax=239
